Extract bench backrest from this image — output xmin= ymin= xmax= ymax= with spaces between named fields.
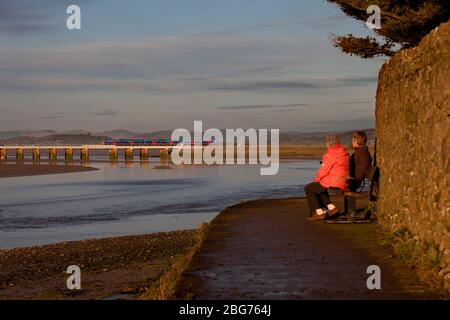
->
xmin=366 ymin=165 xmax=380 ymax=183
xmin=367 ymin=165 xmax=380 ymax=201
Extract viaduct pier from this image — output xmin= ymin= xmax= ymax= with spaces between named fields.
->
xmin=0 ymin=145 xmax=183 ymax=162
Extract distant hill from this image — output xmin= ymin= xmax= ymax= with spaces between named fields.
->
xmin=0 ymin=130 xmax=56 ymax=140
xmin=139 ymin=130 xmax=174 ymax=139
xmin=0 ymin=128 xmax=375 ymax=145
xmin=94 ymin=129 xmax=174 ymax=139
xmin=279 ymin=129 xmax=375 ymax=145
xmin=94 ymin=129 xmax=140 ymax=139
xmin=60 ymin=130 xmax=91 ymax=135
xmin=0 ymin=134 xmax=107 ymax=146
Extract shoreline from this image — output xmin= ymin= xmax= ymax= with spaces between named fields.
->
xmin=0 ymin=158 xmax=317 ymax=180
xmin=0 ymin=230 xmax=198 ymax=300
xmin=1 ymin=196 xmax=445 ymax=300
xmin=0 ymin=164 xmax=98 ymax=179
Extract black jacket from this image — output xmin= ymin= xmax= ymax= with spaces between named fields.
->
xmin=350 ymin=146 xmax=372 ymax=180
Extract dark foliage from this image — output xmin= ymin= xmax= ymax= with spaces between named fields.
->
xmin=327 ymin=0 xmax=450 ymax=58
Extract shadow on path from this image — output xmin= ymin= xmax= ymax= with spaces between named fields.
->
xmin=174 ymin=197 xmax=438 ymax=300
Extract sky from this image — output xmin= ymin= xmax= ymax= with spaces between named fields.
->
xmin=0 ymin=0 xmax=386 ymax=132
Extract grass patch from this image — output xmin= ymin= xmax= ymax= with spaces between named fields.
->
xmin=381 ymin=227 xmax=443 ymax=292
xmin=36 ymin=289 xmax=66 ymax=300
xmin=138 ymin=223 xmax=210 ymax=300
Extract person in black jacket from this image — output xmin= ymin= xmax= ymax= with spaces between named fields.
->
xmin=349 ymin=131 xmax=372 ymax=191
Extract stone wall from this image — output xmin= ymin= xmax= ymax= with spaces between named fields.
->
xmin=375 ymin=21 xmax=450 ymax=292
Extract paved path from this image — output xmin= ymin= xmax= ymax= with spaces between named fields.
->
xmin=174 ymin=197 xmax=438 ymax=299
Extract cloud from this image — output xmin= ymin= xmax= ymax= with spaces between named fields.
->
xmin=209 ymin=80 xmax=320 ymax=92
xmin=353 ymin=108 xmax=372 ymax=113
xmin=207 ymin=76 xmax=377 ymax=93
xmin=0 ymin=2 xmax=52 ymax=31
xmin=0 ymin=1 xmax=92 ymax=35
xmin=315 ymin=117 xmax=375 ymax=130
xmin=40 ymin=109 xmax=120 ymax=119
xmin=39 ymin=115 xmax=66 ymax=120
xmin=200 ymin=20 xmax=313 ymax=36
xmin=91 ymin=110 xmax=120 ymax=116
xmin=219 ymin=103 xmax=310 ymax=110
xmin=0 ymin=74 xmax=377 ymax=95
xmin=337 ymin=100 xmax=373 ymax=105
xmin=338 ymin=76 xmax=378 ymax=85
xmin=0 ymin=35 xmax=304 ymax=93
xmin=180 ymin=66 xmax=283 ymax=82
xmin=219 ymin=104 xmax=274 ymax=110
xmin=0 ymin=0 xmax=384 ymax=132
xmin=280 ymin=103 xmax=310 ymax=108
xmin=0 ymin=76 xmax=173 ymax=94
xmin=304 ymin=13 xmax=349 ymax=29
xmin=0 ymin=24 xmax=53 ymax=35
xmin=0 ymin=34 xmax=378 ymax=95
xmin=196 ymin=7 xmax=348 ymax=36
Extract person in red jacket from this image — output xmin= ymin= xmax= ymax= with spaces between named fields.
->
xmin=305 ymin=134 xmax=350 ymax=221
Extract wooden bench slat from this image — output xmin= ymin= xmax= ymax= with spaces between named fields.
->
xmin=344 ymin=191 xmax=368 ymax=198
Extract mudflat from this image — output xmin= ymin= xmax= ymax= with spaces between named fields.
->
xmin=0 ymin=164 xmax=98 ymax=178
xmin=0 ymin=230 xmax=197 ymax=300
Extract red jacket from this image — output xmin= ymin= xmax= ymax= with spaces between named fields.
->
xmin=313 ymin=144 xmax=350 ymax=190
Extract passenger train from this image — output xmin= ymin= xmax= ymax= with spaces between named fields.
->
xmin=103 ymin=138 xmax=214 ymax=146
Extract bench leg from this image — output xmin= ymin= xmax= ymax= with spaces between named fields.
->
xmin=345 ymin=196 xmax=357 ymax=221
xmin=344 ymin=196 xmax=349 ymax=214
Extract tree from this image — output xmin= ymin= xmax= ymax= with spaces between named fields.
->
xmin=327 ymin=0 xmax=450 ymax=58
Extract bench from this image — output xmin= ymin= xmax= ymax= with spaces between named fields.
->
xmin=328 ymin=165 xmax=380 ymax=223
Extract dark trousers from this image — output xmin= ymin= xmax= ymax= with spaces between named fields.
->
xmin=348 ymin=179 xmax=363 ymax=192
xmin=346 ymin=179 xmax=363 ymax=218
xmin=304 ymin=182 xmax=332 ymax=214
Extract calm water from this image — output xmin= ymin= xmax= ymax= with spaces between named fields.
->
xmin=0 ymin=160 xmax=318 ymax=249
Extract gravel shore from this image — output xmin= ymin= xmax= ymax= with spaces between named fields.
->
xmin=0 ymin=230 xmax=197 ymax=300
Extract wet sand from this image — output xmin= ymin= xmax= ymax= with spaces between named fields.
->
xmin=0 ymin=164 xmax=98 ymax=178
xmin=0 ymin=230 xmax=197 ymax=300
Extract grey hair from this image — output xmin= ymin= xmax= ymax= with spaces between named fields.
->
xmin=325 ymin=134 xmax=340 ymax=147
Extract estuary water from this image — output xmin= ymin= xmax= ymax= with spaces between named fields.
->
xmin=0 ymin=160 xmax=318 ymax=249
